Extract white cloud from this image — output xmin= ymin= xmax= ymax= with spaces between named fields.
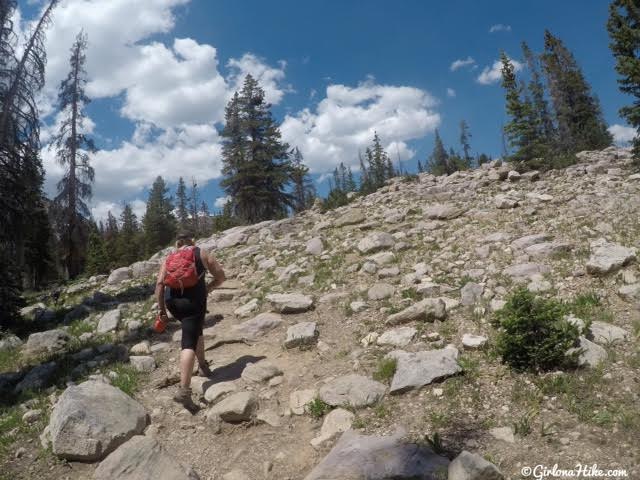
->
xmin=227 ymin=54 xmax=290 ymax=105
xmin=489 ymin=24 xmax=512 ymax=33
xmin=280 ymin=78 xmax=440 ymax=173
xmin=446 ymin=88 xmax=456 ymax=98
xmin=450 ymin=56 xmax=476 ymax=72
xmin=609 ymin=124 xmax=637 ymax=145
xmin=477 ymin=57 xmax=524 ymax=85
xmin=214 ymin=195 xmax=232 ymax=208
xmin=91 ymin=199 xmax=147 ymax=224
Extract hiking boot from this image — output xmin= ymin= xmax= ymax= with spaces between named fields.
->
xmin=173 ymin=386 xmax=199 ymax=413
xmin=197 ymin=362 xmax=213 ymax=377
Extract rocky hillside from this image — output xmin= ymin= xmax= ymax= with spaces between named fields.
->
xmin=1 ymin=146 xmax=639 ymax=479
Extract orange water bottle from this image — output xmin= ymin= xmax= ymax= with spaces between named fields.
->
xmin=153 ymin=313 xmax=167 ymax=333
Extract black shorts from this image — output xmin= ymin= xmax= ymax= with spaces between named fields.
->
xmin=166 ymin=297 xmax=205 ymax=350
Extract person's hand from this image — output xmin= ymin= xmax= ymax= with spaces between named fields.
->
xmin=159 ymin=311 xmax=169 ymax=321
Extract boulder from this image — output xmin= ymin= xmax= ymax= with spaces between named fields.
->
xmin=266 ymin=293 xmax=314 ymax=313
xmin=232 ymin=312 xmax=282 ymax=339
xmin=589 ymin=321 xmax=628 ymax=345
xmin=510 ymin=233 xmax=552 ymax=252
xmin=460 ymin=282 xmax=484 ymax=306
xmin=376 ymin=327 xmax=417 ymax=347
xmin=20 ymin=303 xmax=53 ymax=322
xmin=234 ymin=299 xmax=259 ymax=318
xmin=462 ymin=334 xmax=488 ymax=350
xmin=567 ymin=337 xmax=607 ymax=368
xmin=285 ymin=322 xmax=319 ymax=349
xmin=129 ymin=356 xmax=156 ymax=372
xmin=502 ymin=263 xmax=550 ymax=282
xmin=241 ymin=360 xmax=282 ymax=383
xmin=304 ymin=429 xmax=449 ymax=480
xmin=306 ymin=237 xmax=324 ymax=256
xmin=218 ymin=230 xmax=248 ymax=249
xmin=0 ymin=334 xmax=22 ymax=352
xmin=449 ymin=451 xmax=504 ymax=480
xmin=367 ymin=283 xmax=395 ymax=301
xmin=130 ymin=260 xmax=159 ymax=279
xmin=357 ymin=232 xmax=395 ymax=254
xmin=97 ymin=310 xmax=121 ymax=334
xmin=130 ymin=341 xmax=151 ymax=355
xmin=386 ymin=298 xmax=447 ymax=325
xmin=24 ymin=329 xmax=70 ymax=356
xmin=289 ymin=389 xmax=318 ymax=415
xmin=319 ymin=374 xmax=386 ymax=409
xmin=48 ymin=380 xmax=148 ymax=461
xmin=310 ymin=408 xmax=355 ymax=448
xmin=107 ymin=267 xmax=132 ymax=285
xmin=206 ymin=391 xmax=257 ymax=422
xmin=14 ymin=362 xmax=57 ymax=394
xmin=424 ymin=204 xmax=465 ymax=220
xmin=387 ymin=347 xmax=461 ymax=394
xmin=494 ymin=194 xmax=519 ymax=209
xmin=334 ymin=208 xmax=365 ymax=227
xmin=94 ymin=435 xmax=199 ymax=480
xmin=586 ymin=240 xmax=635 ymax=276
xmin=618 ymin=283 xmax=640 ymax=302
xmin=204 ymin=381 xmax=237 ymax=404
xmin=525 ymin=242 xmax=571 ymax=258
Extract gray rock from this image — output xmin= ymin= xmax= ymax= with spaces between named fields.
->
xmin=129 ymin=356 xmax=156 ymax=372
xmin=130 ymin=260 xmax=159 ymax=279
xmin=489 ymin=427 xmax=515 ymax=444
xmin=386 ymin=298 xmax=447 ymax=325
xmin=589 ymin=321 xmax=628 ymax=345
xmin=14 ymin=362 xmax=57 ymax=394
xmin=285 ymin=322 xmax=319 ymax=349
xmin=310 ymin=408 xmax=355 ymax=448
xmin=130 ymin=341 xmax=151 ymax=355
xmin=107 ymin=267 xmax=132 ymax=285
xmin=304 ymin=429 xmax=450 ymax=480
xmin=510 ymin=233 xmax=552 ymax=250
xmin=376 ymin=327 xmax=417 ymax=347
xmin=94 ymin=435 xmax=200 ymax=480
xmin=319 ymin=374 xmax=386 ymax=408
xmin=49 ymin=380 xmax=148 ymax=461
xmin=507 ymin=170 xmax=520 ymax=182
xmin=266 ymin=293 xmax=314 ymax=313
xmin=502 ymin=263 xmax=550 ymax=282
xmin=367 ymin=283 xmax=395 ymax=300
xmin=567 ymin=336 xmax=607 ymax=368
xmin=462 ymin=334 xmax=487 ymax=349
xmin=289 ymin=389 xmax=318 ymax=415
xmin=494 ymin=194 xmax=519 ymax=209
xmin=24 ymin=329 xmax=70 ymax=356
xmin=218 ymin=230 xmax=248 ymax=249
xmin=22 ymin=409 xmax=42 ymax=424
xmin=586 ymin=240 xmax=635 ymax=276
xmin=387 ymin=347 xmax=461 ymax=394
xmin=232 ymin=312 xmax=282 ymax=339
xmin=306 ymin=237 xmax=324 ymax=256
xmin=204 ymin=381 xmax=237 ymax=404
xmin=334 ymin=208 xmax=365 ymax=227
xmin=357 ymin=231 xmax=395 ymax=254
xmin=460 ymin=282 xmax=484 ymax=306
xmin=525 ymin=242 xmax=571 ymax=258
xmin=618 ymin=283 xmax=640 ymax=301
xmin=97 ymin=310 xmax=121 ymax=334
xmin=20 ymin=303 xmax=53 ymax=322
xmin=0 ymin=334 xmax=22 ymax=352
xmin=234 ymin=298 xmax=259 ymax=318
xmin=367 ymin=251 xmax=396 ymax=265
xmin=206 ymin=391 xmax=257 ymax=422
xmin=241 ymin=360 xmax=282 ymax=383
xmin=424 ymin=204 xmax=465 ymax=220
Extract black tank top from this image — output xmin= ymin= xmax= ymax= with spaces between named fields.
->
xmin=168 ymin=247 xmax=207 ymax=311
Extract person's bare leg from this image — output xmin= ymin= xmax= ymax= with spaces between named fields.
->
xmin=179 ymin=348 xmax=196 ymax=388
xmin=195 ymin=335 xmax=208 ymax=372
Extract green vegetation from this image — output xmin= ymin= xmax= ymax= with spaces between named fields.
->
xmin=109 ymin=363 xmax=142 ymax=396
xmin=423 ymin=432 xmax=446 ymax=455
xmin=307 ymin=398 xmax=332 ymax=419
xmin=493 ymin=288 xmax=581 ymax=372
xmin=372 ymin=357 xmax=397 ymax=383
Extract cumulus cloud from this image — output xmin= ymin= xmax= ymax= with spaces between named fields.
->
xmin=608 ymin=124 xmax=637 ymax=145
xmin=477 ymin=57 xmax=524 ymax=85
xmin=446 ymin=88 xmax=456 ymax=98
xmin=214 ymin=195 xmax=232 ymax=208
xmin=450 ymin=56 xmax=476 ymax=72
xmin=489 ymin=24 xmax=512 ymax=33
xmin=280 ymin=78 xmax=440 ymax=173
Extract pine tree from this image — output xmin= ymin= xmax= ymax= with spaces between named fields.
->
xmin=608 ymin=0 xmax=640 ymax=159
xmin=85 ymin=223 xmax=109 ymax=275
xmin=104 ymin=211 xmax=119 ymax=269
xmin=189 ymin=178 xmax=199 ymax=236
xmin=199 ymin=201 xmax=211 ymax=235
xmin=220 ymin=75 xmax=293 ymax=223
xmin=142 ymin=176 xmax=176 ymax=254
xmin=346 ymin=167 xmax=357 ymax=192
xmin=290 ymin=147 xmax=315 ymax=213
xmin=116 ymin=203 xmax=140 ymax=267
xmin=175 ymin=177 xmax=189 ymax=230
xmin=417 ymin=160 xmax=425 ymax=173
xmin=500 ymin=52 xmax=544 ymax=165
xmin=427 ymin=129 xmax=450 ymax=175
xmin=522 ymin=42 xmax=556 ymax=143
xmin=541 ymin=30 xmax=612 ymax=152
xmin=360 ymin=133 xmax=392 ymax=193
xmin=459 ymin=120 xmax=473 ymax=165
xmin=51 ymin=31 xmax=96 ymax=279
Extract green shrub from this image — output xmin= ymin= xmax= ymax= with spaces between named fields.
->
xmin=493 ymin=288 xmax=581 ymax=372
xmin=109 ymin=363 xmax=141 ymax=396
xmin=307 ymin=398 xmax=332 ymax=418
xmin=373 ymin=357 xmax=397 ymax=383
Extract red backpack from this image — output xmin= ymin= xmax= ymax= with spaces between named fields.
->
xmin=163 ymin=247 xmax=202 ymax=292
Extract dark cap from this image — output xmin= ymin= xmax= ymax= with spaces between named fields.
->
xmin=176 ymin=230 xmax=194 ymax=240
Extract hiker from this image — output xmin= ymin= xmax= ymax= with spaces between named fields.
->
xmin=155 ymin=231 xmax=226 ymax=411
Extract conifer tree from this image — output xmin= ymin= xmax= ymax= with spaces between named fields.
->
xmin=199 ymin=201 xmax=211 ymax=235
xmin=361 ymin=133 xmax=392 ymax=192
xmin=142 ymin=176 xmax=176 ymax=254
xmin=189 ymin=178 xmax=199 ymax=236
xmin=608 ymin=0 xmax=640 ymax=159
xmin=104 ymin=211 xmax=119 ymax=268
xmin=51 ymin=31 xmax=96 ymax=278
xmin=175 ymin=177 xmax=189 ymax=230
xmin=85 ymin=223 xmax=109 ymax=275
xmin=220 ymin=75 xmax=293 ymax=223
xmin=116 ymin=203 xmax=140 ymax=267
xmin=521 ymin=42 xmax=556 ymax=142
xmin=541 ymin=30 xmax=612 ymax=152
xmin=417 ymin=160 xmax=425 ymax=173
xmin=346 ymin=167 xmax=357 ymax=192
xmin=290 ymin=147 xmax=315 ymax=213
xmin=427 ymin=129 xmax=450 ymax=175
xmin=459 ymin=120 xmax=473 ymax=165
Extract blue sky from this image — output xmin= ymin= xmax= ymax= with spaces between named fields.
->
xmin=19 ymin=0 xmax=632 ymax=221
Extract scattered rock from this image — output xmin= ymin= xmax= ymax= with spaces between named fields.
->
xmin=319 ymin=374 xmax=386 ymax=408
xmin=460 ymin=282 xmax=484 ymax=306
xmin=14 ymin=362 xmax=58 ymax=394
xmin=289 ymin=389 xmax=318 ymax=415
xmin=131 ymin=341 xmax=151 ymax=355
xmin=386 ymin=298 xmax=447 ymax=325
xmin=376 ymin=327 xmax=417 ymax=347
xmin=234 ymin=299 xmax=259 ymax=318
xmin=241 ymin=360 xmax=282 ymax=383
xmin=502 ymin=263 xmax=550 ymax=282
xmin=97 ymin=309 xmax=121 ymax=334
xmin=424 ymin=204 xmax=465 ymax=220
xmin=206 ymin=391 xmax=257 ymax=423
xmin=129 ymin=356 xmax=156 ymax=372
xmin=107 ymin=267 xmax=132 ymax=285
xmin=449 ymin=450 xmax=504 ymax=480
xmin=589 ymin=321 xmax=628 ymax=345
xmin=48 ymin=380 xmax=148 ymax=461
xmin=489 ymin=426 xmax=515 ymax=444
xmin=586 ymin=239 xmax=635 ymax=276
xmin=24 ymin=329 xmax=70 ymax=356
xmin=94 ymin=435 xmax=200 ymax=480
xmin=0 ymin=334 xmax=22 ymax=352
xmin=567 ymin=337 xmax=607 ymax=368
xmin=387 ymin=347 xmax=461 ymax=394
xmin=310 ymin=408 xmax=355 ymax=448
xmin=306 ymin=237 xmax=324 ymax=255
xmin=204 ymin=382 xmax=237 ymax=404
xmin=462 ymin=334 xmax=487 ymax=350
xmin=285 ymin=322 xmax=319 ymax=349
xmin=334 ymin=208 xmax=365 ymax=227
xmin=357 ymin=231 xmax=395 ymax=254
xmin=232 ymin=312 xmax=282 ymax=339
xmin=266 ymin=293 xmax=314 ymax=313
xmin=367 ymin=283 xmax=395 ymax=300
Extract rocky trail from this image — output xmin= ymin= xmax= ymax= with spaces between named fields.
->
xmin=1 ymin=147 xmax=640 ymax=479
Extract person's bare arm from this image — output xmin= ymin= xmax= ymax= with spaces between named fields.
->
xmin=201 ymin=250 xmax=225 ymax=292
xmin=155 ymin=262 xmax=168 ymax=320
